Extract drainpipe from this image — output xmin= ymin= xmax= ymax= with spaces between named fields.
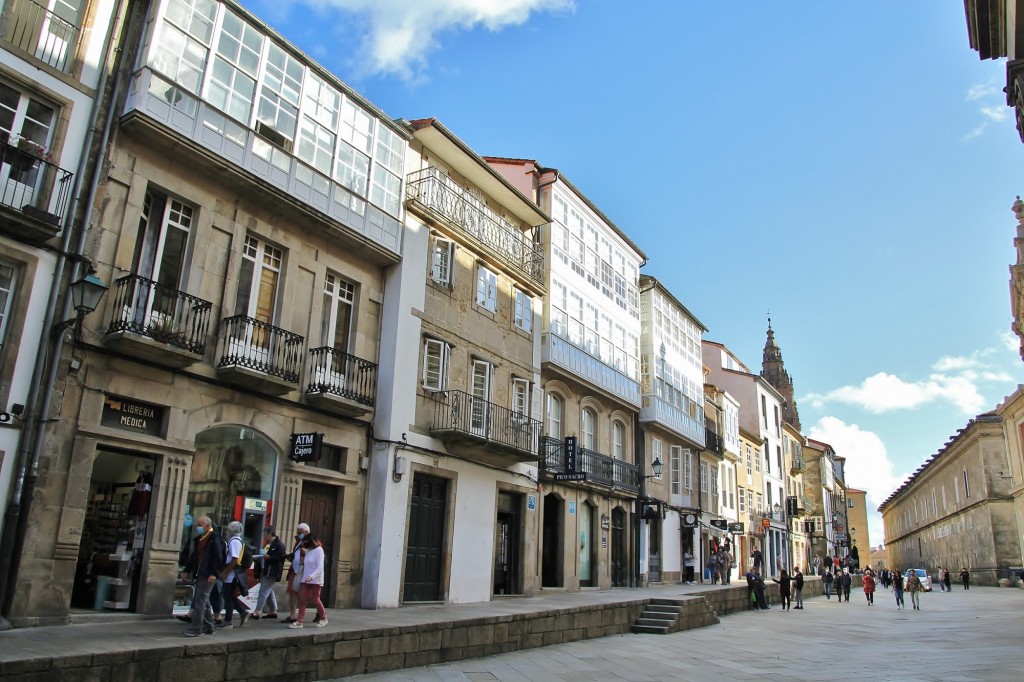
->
xmin=633 ymin=412 xmax=643 ymax=588
xmin=0 ymin=0 xmax=136 ymax=624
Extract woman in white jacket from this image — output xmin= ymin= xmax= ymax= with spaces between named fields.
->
xmin=289 ymin=532 xmax=327 ymax=628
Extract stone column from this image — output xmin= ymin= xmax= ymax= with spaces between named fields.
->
xmin=136 ymin=454 xmax=191 ymax=616
xmin=277 ymin=472 xmax=303 ymax=538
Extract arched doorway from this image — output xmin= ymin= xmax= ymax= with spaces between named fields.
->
xmin=611 ymin=507 xmax=626 ymax=587
xmin=185 ymin=426 xmax=278 ymax=548
xmin=541 ymin=493 xmax=563 ymax=587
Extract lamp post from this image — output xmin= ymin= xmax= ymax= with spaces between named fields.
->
xmin=52 ymin=267 xmax=108 ymax=340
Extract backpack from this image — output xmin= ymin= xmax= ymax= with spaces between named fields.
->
xmin=238 ymin=542 xmax=253 ymax=570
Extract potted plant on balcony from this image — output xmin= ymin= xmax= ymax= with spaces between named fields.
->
xmin=13 ymin=136 xmax=53 ymax=169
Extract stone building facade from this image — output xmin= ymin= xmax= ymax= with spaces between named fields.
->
xmin=879 ymin=412 xmax=1021 ymax=585
xmin=9 ymin=0 xmax=409 ymax=624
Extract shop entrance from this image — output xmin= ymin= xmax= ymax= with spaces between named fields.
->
xmin=611 ymin=507 xmax=626 ymax=587
xmin=72 ymin=450 xmax=155 ymax=611
xmin=493 ymin=492 xmax=521 ymax=595
xmin=541 ymin=493 xmax=563 ymax=587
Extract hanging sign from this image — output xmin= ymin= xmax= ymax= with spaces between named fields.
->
xmin=290 ymin=432 xmax=323 ymax=462
xmin=564 ymin=435 xmax=578 ymax=472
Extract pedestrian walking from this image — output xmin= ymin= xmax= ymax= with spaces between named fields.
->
xmin=813 ymin=555 xmax=821 ymax=576
xmin=683 ymin=550 xmax=696 ymax=584
xmin=751 ymin=547 xmax=763 ymax=573
xmin=840 ymin=568 xmax=852 ymax=602
xmin=862 ymin=569 xmax=876 ymax=605
xmin=717 ymin=547 xmax=731 ymax=585
xmin=943 ymin=568 xmax=952 ymax=592
xmin=772 ymin=569 xmax=792 ymax=611
xmin=893 ymin=568 xmax=905 ymax=610
xmin=823 ymin=569 xmax=834 ymax=600
xmin=707 ymin=553 xmax=719 ymax=584
xmin=217 ymin=521 xmax=252 ymax=628
xmin=182 ymin=516 xmax=224 ymax=637
xmin=907 ymin=571 xmax=924 ymax=610
xmin=793 ymin=568 xmax=804 ymax=609
xmin=251 ymin=526 xmax=286 ymax=620
xmin=937 ymin=567 xmax=946 ymax=592
xmin=283 ymin=523 xmax=311 ymax=624
xmin=959 ymin=567 xmax=970 ymax=590
xmin=289 ymin=532 xmax=328 ymax=628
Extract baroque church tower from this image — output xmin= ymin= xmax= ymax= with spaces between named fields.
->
xmin=761 ymin=317 xmax=801 ymax=430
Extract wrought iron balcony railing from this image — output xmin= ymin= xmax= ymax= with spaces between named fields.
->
xmin=0 ymin=135 xmax=73 ymax=226
xmin=306 ymin=347 xmax=377 ymax=407
xmin=406 ymin=167 xmax=543 ymax=285
xmin=790 ymin=455 xmax=805 ymax=474
xmin=107 ymin=274 xmax=213 ymax=354
xmin=539 ymin=435 xmax=640 ymax=492
xmin=431 ymin=390 xmax=541 ymax=456
xmin=217 ymin=315 xmax=304 ymax=383
xmin=0 ymin=0 xmax=80 ymax=72
xmin=705 ymin=428 xmax=724 ymax=455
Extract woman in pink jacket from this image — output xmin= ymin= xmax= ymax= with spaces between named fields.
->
xmin=289 ymin=532 xmax=328 ymax=628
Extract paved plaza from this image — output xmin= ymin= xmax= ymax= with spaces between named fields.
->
xmin=344 ymin=587 xmax=1023 ymax=682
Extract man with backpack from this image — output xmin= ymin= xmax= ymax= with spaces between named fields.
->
xmin=218 ymin=521 xmax=253 ymax=628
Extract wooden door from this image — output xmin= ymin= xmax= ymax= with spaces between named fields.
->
xmin=299 ymin=482 xmax=337 ymax=604
xmin=404 ymin=474 xmax=447 ymax=602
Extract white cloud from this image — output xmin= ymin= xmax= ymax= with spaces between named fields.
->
xmin=966 ymin=81 xmax=999 ymax=101
xmin=1001 ymin=330 xmax=1019 ymax=353
xmin=807 ymin=416 xmax=904 ymax=548
xmin=803 ymin=344 xmax=1015 ymax=416
xmin=962 ymin=82 xmax=1012 ymax=141
xmin=307 ymin=0 xmax=574 ymax=80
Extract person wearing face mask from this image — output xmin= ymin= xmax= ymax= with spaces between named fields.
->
xmin=282 ymin=523 xmax=310 ymax=625
xmin=182 ymin=517 xmax=225 ymax=637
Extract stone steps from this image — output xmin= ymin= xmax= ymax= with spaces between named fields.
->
xmin=630 ymin=597 xmax=720 ymax=635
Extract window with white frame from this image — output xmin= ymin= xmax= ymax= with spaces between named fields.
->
xmin=612 ymin=421 xmax=625 ymax=460
xmin=651 ymin=438 xmax=663 ymax=481
xmin=256 ymin=42 xmax=302 ymax=147
xmin=756 ymin=492 xmax=763 ymax=515
xmin=754 ymin=444 xmax=761 ymax=472
xmin=0 ymin=262 xmax=15 ymax=350
xmin=475 ymin=264 xmax=497 ymax=312
xmin=546 ymin=393 xmax=563 ymax=439
xmin=581 ymin=408 xmax=596 ymax=450
xmin=711 ymin=466 xmax=719 ymax=504
xmin=738 ymin=485 xmax=746 ymax=513
xmin=421 ymin=338 xmax=450 ymax=391
xmin=747 ymin=489 xmax=753 ymax=515
xmin=470 ymin=359 xmax=491 ymax=434
xmin=430 ymin=237 xmax=454 ymax=286
xmin=700 ymin=460 xmax=709 ymax=508
xmin=669 ymin=444 xmax=681 ymax=495
xmin=683 ymin=449 xmax=692 ymax=491
xmin=512 ymin=378 xmax=530 ymax=417
xmin=320 ymin=272 xmax=354 ymax=352
xmin=513 ymin=288 xmax=532 ymax=333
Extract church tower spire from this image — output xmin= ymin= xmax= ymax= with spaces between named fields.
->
xmin=761 ymin=314 xmax=801 ymax=430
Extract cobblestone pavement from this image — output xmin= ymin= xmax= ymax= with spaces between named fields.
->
xmin=343 ymin=587 xmax=1022 ymax=682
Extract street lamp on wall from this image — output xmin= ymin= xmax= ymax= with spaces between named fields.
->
xmin=52 ymin=268 xmax=108 ymax=340
xmin=643 ymin=456 xmax=664 ymax=479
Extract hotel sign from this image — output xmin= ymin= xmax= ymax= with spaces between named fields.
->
xmin=101 ymin=396 xmax=165 ymax=437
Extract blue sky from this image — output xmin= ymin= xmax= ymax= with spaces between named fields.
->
xmin=241 ymin=0 xmax=1024 ymax=545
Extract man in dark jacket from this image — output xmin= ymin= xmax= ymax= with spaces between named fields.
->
xmin=793 ymin=568 xmax=805 ymax=609
xmin=183 ymin=516 xmax=225 ymax=637
xmin=840 ymin=568 xmax=852 ymax=602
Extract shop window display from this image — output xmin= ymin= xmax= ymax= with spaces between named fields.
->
xmin=183 ymin=426 xmax=278 ymax=549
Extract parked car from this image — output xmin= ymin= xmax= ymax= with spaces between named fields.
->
xmin=904 ymin=568 xmax=933 ymax=591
